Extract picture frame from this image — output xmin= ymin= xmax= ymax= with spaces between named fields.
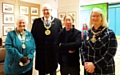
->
xmin=68 ymin=11 xmax=76 ymax=19
xmin=31 ymin=7 xmax=38 ymax=15
xmin=20 ymin=6 xmax=29 ymax=14
xmin=3 ymin=26 xmax=14 ymax=36
xmin=68 ymin=11 xmax=76 ymax=25
xmin=31 ymin=16 xmax=38 ymax=23
xmin=2 ymin=3 xmax=14 ymax=13
xmin=3 ymin=14 xmax=15 ymax=24
xmin=58 ymin=12 xmax=66 ymax=25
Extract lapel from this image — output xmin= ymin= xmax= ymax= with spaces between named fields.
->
xmin=51 ymin=16 xmax=55 ymax=26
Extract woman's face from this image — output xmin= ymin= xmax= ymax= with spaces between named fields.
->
xmin=91 ymin=11 xmax=102 ymax=26
xmin=64 ymin=16 xmax=73 ymax=31
xmin=17 ymin=19 xmax=26 ymax=32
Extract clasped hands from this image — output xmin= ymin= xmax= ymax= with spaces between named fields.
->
xmin=20 ymin=56 xmax=30 ymax=66
xmin=84 ymin=62 xmax=95 ymax=73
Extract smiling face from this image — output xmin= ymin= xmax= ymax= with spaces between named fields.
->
xmin=17 ymin=19 xmax=26 ymax=32
xmin=42 ymin=6 xmax=52 ymax=19
xmin=64 ymin=15 xmax=74 ymax=31
xmin=91 ymin=11 xmax=102 ymax=27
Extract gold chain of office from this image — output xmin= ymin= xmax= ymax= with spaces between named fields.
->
xmin=41 ymin=17 xmax=54 ymax=35
xmin=90 ymin=27 xmax=106 ymax=43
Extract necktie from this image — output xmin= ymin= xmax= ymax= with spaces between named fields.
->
xmin=46 ymin=20 xmax=49 ymax=26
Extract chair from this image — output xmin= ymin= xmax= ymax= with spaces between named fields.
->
xmin=0 ymin=48 xmax=6 ymax=75
xmin=0 ymin=38 xmax=2 ymax=46
xmin=0 ymin=48 xmax=6 ymax=63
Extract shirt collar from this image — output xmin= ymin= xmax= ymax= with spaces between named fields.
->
xmin=44 ymin=16 xmax=51 ymax=21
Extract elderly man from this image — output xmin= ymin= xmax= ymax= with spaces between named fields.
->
xmin=31 ymin=3 xmax=62 ymax=75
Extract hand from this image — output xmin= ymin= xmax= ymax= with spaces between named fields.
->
xmin=59 ymin=43 xmax=61 ymax=47
xmin=20 ymin=56 xmax=28 ymax=64
xmin=84 ymin=62 xmax=95 ymax=73
xmin=68 ymin=50 xmax=75 ymax=53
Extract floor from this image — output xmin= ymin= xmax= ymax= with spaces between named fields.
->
xmin=32 ymin=58 xmax=120 ymax=75
xmin=32 ymin=40 xmax=120 ymax=75
xmin=0 ymin=40 xmax=120 ymax=75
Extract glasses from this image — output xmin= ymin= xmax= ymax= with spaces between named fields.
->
xmin=42 ymin=9 xmax=51 ymax=12
xmin=19 ymin=22 xmax=25 ymax=24
xmin=91 ymin=15 xmax=101 ymax=18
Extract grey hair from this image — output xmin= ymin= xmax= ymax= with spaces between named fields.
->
xmin=15 ymin=15 xmax=28 ymax=27
xmin=42 ymin=3 xmax=52 ymax=10
xmin=89 ymin=8 xmax=108 ymax=28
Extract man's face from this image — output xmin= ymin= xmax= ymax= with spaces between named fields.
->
xmin=42 ymin=7 xmax=52 ymax=18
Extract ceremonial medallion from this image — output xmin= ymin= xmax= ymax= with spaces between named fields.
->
xmin=91 ymin=35 xmax=96 ymax=43
xmin=45 ymin=30 xmax=51 ymax=35
xmin=22 ymin=44 xmax=26 ymax=49
xmin=90 ymin=27 xmax=106 ymax=43
xmin=41 ymin=17 xmax=54 ymax=36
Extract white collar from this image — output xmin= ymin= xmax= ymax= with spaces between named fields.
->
xmin=44 ymin=16 xmax=51 ymax=21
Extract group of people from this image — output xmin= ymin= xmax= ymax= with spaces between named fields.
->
xmin=3 ymin=3 xmax=117 ymax=75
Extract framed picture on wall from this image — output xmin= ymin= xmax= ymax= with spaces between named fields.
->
xmin=68 ymin=11 xmax=76 ymax=21
xmin=20 ymin=6 xmax=29 ymax=14
xmin=2 ymin=3 xmax=14 ymax=13
xmin=3 ymin=14 xmax=15 ymax=24
xmin=68 ymin=11 xmax=76 ymax=25
xmin=3 ymin=26 xmax=14 ymax=36
xmin=58 ymin=12 xmax=66 ymax=25
xmin=58 ymin=12 xmax=66 ymax=20
xmin=31 ymin=7 xmax=38 ymax=15
xmin=31 ymin=16 xmax=38 ymax=23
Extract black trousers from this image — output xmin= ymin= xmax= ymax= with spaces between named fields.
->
xmin=6 ymin=68 xmax=32 ymax=75
xmin=38 ymin=70 xmax=56 ymax=75
xmin=60 ymin=63 xmax=80 ymax=75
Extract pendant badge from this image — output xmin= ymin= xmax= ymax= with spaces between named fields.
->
xmin=45 ymin=30 xmax=51 ymax=35
xmin=91 ymin=35 xmax=96 ymax=43
xmin=22 ymin=44 xmax=26 ymax=49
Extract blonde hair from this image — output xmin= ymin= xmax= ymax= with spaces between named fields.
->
xmin=89 ymin=8 xmax=108 ymax=28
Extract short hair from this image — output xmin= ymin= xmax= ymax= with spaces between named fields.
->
xmin=15 ymin=15 xmax=28 ymax=27
xmin=89 ymin=8 xmax=108 ymax=28
xmin=42 ymin=3 xmax=52 ymax=10
xmin=63 ymin=14 xmax=74 ymax=22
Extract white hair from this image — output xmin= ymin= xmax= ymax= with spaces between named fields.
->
xmin=15 ymin=15 xmax=28 ymax=28
xmin=42 ymin=3 xmax=52 ymax=10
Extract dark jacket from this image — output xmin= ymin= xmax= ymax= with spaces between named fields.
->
xmin=81 ymin=26 xmax=117 ymax=75
xmin=56 ymin=26 xmax=82 ymax=67
xmin=31 ymin=16 xmax=62 ymax=72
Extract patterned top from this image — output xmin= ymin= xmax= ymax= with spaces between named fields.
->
xmin=81 ymin=26 xmax=118 ymax=75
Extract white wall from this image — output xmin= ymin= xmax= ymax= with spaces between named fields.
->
xmin=58 ymin=0 xmax=80 ymax=29
xmin=21 ymin=0 xmax=58 ymax=17
xmin=80 ymin=0 xmax=120 ymax=5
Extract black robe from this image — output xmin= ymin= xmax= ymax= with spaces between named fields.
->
xmin=31 ymin=16 xmax=62 ymax=72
